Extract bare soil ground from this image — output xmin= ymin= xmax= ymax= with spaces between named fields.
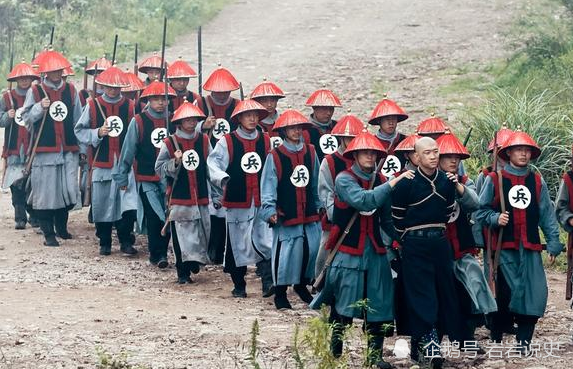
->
xmin=1 ymin=0 xmax=572 ymax=368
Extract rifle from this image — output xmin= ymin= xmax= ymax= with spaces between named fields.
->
xmin=164 ymin=62 xmax=170 ymax=133
xmin=83 ymin=57 xmax=88 ymax=90
xmin=111 ymin=34 xmax=118 ymax=65
xmin=91 ymin=65 xmax=98 ymax=99
xmin=32 ymin=48 xmax=36 ymax=63
xmin=134 ymin=43 xmax=139 ymax=75
xmin=463 ymin=126 xmax=473 ymax=147
xmin=566 ymin=234 xmax=572 ymax=300
xmin=83 ymin=99 xmax=107 ymax=207
xmin=159 ymin=17 xmax=168 ymax=82
xmin=239 ymin=82 xmax=245 ymax=101
xmin=313 ymin=158 xmax=386 ymax=290
xmin=197 ymin=26 xmax=202 ymax=96
xmin=49 ymin=26 xmax=55 ymax=47
xmin=2 ymin=52 xmax=15 ymax=188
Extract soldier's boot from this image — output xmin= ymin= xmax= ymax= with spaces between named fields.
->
xmin=516 ymin=315 xmax=537 ymax=354
xmin=293 ymin=282 xmax=314 ymax=304
xmin=273 ymin=285 xmax=292 ymax=310
xmin=256 ymin=259 xmax=275 ymax=297
xmin=14 ymin=204 xmax=27 ymax=230
xmin=54 ymin=209 xmax=72 ymax=239
xmin=366 ymin=322 xmax=394 ymax=369
xmin=329 ymin=310 xmax=352 ymax=358
xmin=40 ymin=217 xmax=59 ymax=247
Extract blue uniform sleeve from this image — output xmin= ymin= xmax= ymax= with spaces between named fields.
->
xmin=538 ymin=177 xmax=564 ymax=256
xmin=475 ymin=175 xmax=501 ymax=228
xmin=259 ymin=153 xmax=278 ymax=222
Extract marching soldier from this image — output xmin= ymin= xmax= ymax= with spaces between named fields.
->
xmin=391 ymin=136 xmax=464 ymax=367
xmin=303 ymin=88 xmax=342 ymax=162
xmin=436 ymin=130 xmax=497 ymax=348
xmin=138 ymin=52 xmax=165 ymax=85
xmin=155 ymin=100 xmax=213 ymax=283
xmin=311 ymin=131 xmax=413 ymax=369
xmin=250 ymin=79 xmax=285 ymax=134
xmin=112 ymin=81 xmax=176 ymax=268
xmin=208 ymin=99 xmax=274 ymax=297
xmin=198 ymin=65 xmax=241 ymax=264
xmin=475 ymin=130 xmax=563 ymax=351
xmin=260 ymin=108 xmax=322 ymax=310
xmin=555 ymin=145 xmax=573 ymax=309
xmin=315 ymin=112 xmax=363 ymax=277
xmin=368 ymin=95 xmax=408 ymax=178
xmin=167 ymin=57 xmax=202 ymax=113
xmin=74 ymin=66 xmax=138 ymax=256
xmin=22 ymin=49 xmax=83 ymax=246
xmin=0 ymin=61 xmax=39 ymax=229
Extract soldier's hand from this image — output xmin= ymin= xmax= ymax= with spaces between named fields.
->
xmin=174 ymin=149 xmax=183 ymax=164
xmin=389 ymin=170 xmax=414 ymax=187
xmin=41 ymin=97 xmax=51 ymax=110
xmin=269 ymin=214 xmax=278 ymax=224
xmin=548 ymin=254 xmax=556 ymax=265
xmin=568 ymin=217 xmax=573 ymax=227
xmin=79 ymin=153 xmax=87 ymax=165
xmin=498 ymin=211 xmax=510 ymax=227
xmin=446 ymin=172 xmax=458 ymax=184
xmin=7 ymin=109 xmax=15 ymax=119
xmin=203 ymin=116 xmax=216 ymax=130
xmin=98 ymin=125 xmax=110 ymax=137
xmin=120 ymin=186 xmax=127 ymax=191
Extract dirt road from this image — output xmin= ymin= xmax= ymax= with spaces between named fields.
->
xmin=1 ymin=0 xmax=572 ymax=368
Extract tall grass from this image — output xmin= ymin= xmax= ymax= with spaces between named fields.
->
xmin=462 ymin=86 xmax=572 ymax=196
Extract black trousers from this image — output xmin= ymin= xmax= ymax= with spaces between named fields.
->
xmin=208 ymin=215 xmax=226 ymax=264
xmin=223 ymin=229 xmax=247 ymax=289
xmin=94 ymin=210 xmax=136 ymax=246
xmin=10 ymin=184 xmax=28 ymax=222
xmin=401 ymin=233 xmax=463 ymax=341
xmin=139 ymin=187 xmax=169 ymax=263
xmin=36 ymin=207 xmax=71 ymax=237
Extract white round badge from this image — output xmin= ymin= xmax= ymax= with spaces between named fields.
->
xmin=14 ymin=107 xmax=26 ymax=126
xmin=290 ymin=165 xmax=310 ymax=187
xmin=381 ymin=155 xmax=402 ymax=178
xmin=182 ymin=149 xmax=200 ymax=171
xmin=508 ymin=185 xmax=532 ymax=209
xmin=106 ymin=116 xmax=124 ymax=138
xmin=448 ymin=202 xmax=461 ymax=223
xmin=150 ymin=127 xmax=168 ymax=149
xmin=49 ymin=101 xmax=68 ymax=121
xmin=319 ymin=134 xmax=338 ymax=155
xmin=270 ymin=136 xmax=283 ymax=149
xmin=240 ymin=152 xmax=262 ymax=174
xmin=212 ymin=118 xmax=231 ymax=140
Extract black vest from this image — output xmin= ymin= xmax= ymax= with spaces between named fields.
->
xmin=32 ymin=82 xmax=78 ymax=153
xmin=445 ymin=176 xmax=478 ymax=260
xmin=165 ymin=134 xmax=210 ymax=205
xmin=222 ymin=131 xmax=270 ymax=208
xmin=134 ymin=111 xmax=164 ymax=182
xmin=2 ymin=90 xmax=29 ymax=158
xmin=271 ymin=144 xmax=319 ymax=226
xmin=89 ymin=96 xmax=133 ymax=168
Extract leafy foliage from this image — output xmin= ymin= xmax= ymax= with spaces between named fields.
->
xmin=0 ymin=0 xmax=229 ymax=88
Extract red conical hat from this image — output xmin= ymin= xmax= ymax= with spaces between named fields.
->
xmin=487 ymin=123 xmax=514 ymax=153
xmin=436 ymin=129 xmax=470 ymax=159
xmin=368 ymin=96 xmax=408 ymax=124
xmin=250 ymin=79 xmax=285 ymax=99
xmin=7 ymin=62 xmax=40 ymax=81
xmin=230 ymin=99 xmax=269 ymax=124
xmin=172 ymin=99 xmax=206 ymax=122
xmin=140 ymin=80 xmax=176 ymax=99
xmin=394 ymin=133 xmax=421 ymax=153
xmin=498 ymin=129 xmax=541 ymax=160
xmin=331 ymin=111 xmax=364 ymax=137
xmin=62 ymin=66 xmax=75 ymax=77
xmin=203 ymin=66 xmax=240 ymax=92
xmin=417 ymin=114 xmax=447 ymax=136
xmin=121 ymin=70 xmax=146 ymax=92
xmin=167 ymin=58 xmax=197 ymax=79
xmin=95 ymin=66 xmax=130 ymax=88
xmin=86 ymin=56 xmax=112 ymax=75
xmin=343 ymin=130 xmax=388 ymax=159
xmin=272 ymin=108 xmax=313 ymax=131
xmin=37 ymin=50 xmax=72 ymax=73
xmin=305 ymin=88 xmax=342 ymax=107
xmin=139 ymin=52 xmax=167 ymax=73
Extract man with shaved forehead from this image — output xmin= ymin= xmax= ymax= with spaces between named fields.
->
xmin=391 ymin=136 xmax=463 ymax=368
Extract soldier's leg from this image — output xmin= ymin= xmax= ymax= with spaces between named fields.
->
xmin=10 ymin=184 xmax=27 ymax=229
xmin=256 ymin=258 xmax=274 ymax=297
xmin=488 ymin=267 xmax=513 ymax=342
xmin=171 ymin=222 xmax=191 ymax=284
xmin=115 ymin=211 xmax=137 ymax=255
xmin=329 ymin=307 xmax=353 ymax=358
xmin=515 ymin=314 xmax=538 ymax=351
xmin=37 ymin=209 xmax=58 ymax=247
xmin=208 ymin=215 xmax=226 ymax=265
xmin=139 ymin=188 xmax=169 ymax=267
xmin=293 ymin=234 xmax=313 ymax=304
xmin=95 ymin=222 xmax=113 ymax=255
xmin=365 ymin=321 xmax=394 ymax=369
xmin=224 ymin=230 xmax=247 ymax=297
xmin=54 ymin=207 xmax=72 ymax=239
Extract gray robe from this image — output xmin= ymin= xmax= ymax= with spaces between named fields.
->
xmin=0 ymin=87 xmax=28 ymax=189
xmin=207 ymin=126 xmax=273 ymax=267
xmin=21 ymin=79 xmax=83 ymax=210
xmin=155 ymin=128 xmax=213 ymax=265
xmin=74 ymin=93 xmax=138 ymax=222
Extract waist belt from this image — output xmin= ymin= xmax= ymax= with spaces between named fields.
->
xmin=405 ymin=227 xmax=445 ymax=238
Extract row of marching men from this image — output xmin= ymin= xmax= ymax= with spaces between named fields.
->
xmin=1 ymin=49 xmax=568 ymax=368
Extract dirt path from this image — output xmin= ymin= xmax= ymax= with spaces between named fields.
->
xmin=1 ymin=0 xmax=572 ymax=368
